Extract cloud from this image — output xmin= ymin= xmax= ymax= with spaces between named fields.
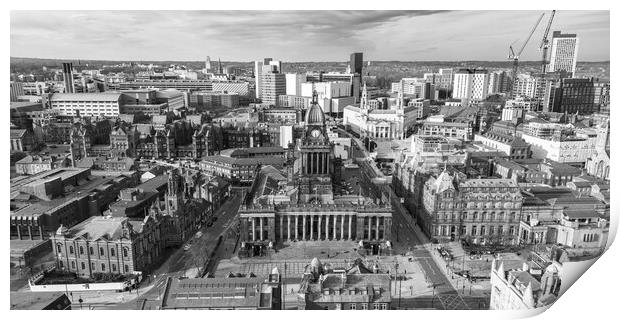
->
xmin=10 ymin=10 xmax=608 ymax=61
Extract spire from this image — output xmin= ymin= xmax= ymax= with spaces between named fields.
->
xmin=218 ymin=58 xmax=223 ymax=74
xmin=361 ymin=82 xmax=368 ymax=110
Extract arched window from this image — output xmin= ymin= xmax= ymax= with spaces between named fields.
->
xmin=69 ymin=246 xmax=74 ymax=254
xmin=110 ymin=248 xmax=115 ymax=257
xmin=89 ymin=247 xmax=94 ymax=255
xmin=79 ymin=246 xmax=84 ymax=255
xmin=56 ymin=244 xmax=62 ymax=254
xmin=123 ymin=247 xmax=129 ymax=258
xmin=101 ymin=263 xmax=106 ymax=272
xmin=100 ymin=248 xmax=105 ymax=256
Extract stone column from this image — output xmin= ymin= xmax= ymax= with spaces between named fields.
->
xmin=310 ymin=215 xmax=314 ymax=241
xmin=333 ymin=215 xmax=337 ymax=240
xmin=288 ymin=216 xmax=291 ymax=241
xmin=326 ymin=215 xmax=330 ymax=240
xmin=280 ymin=216 xmax=284 ymax=243
xmin=368 ymin=218 xmax=372 ymax=240
xmin=340 ymin=215 xmax=344 ymax=241
xmin=28 ymin=226 xmax=33 ymax=240
xmin=296 ymin=215 xmax=299 ymax=240
xmin=348 ymin=216 xmax=352 ymax=240
xmin=303 ymin=215 xmax=307 ymax=241
xmin=318 ymin=215 xmax=323 ymax=240
xmin=260 ymin=217 xmax=264 ymax=241
xmin=376 ymin=217 xmax=380 ymax=240
xmin=252 ymin=218 xmax=256 ymax=241
xmin=16 ymin=225 xmax=21 ymax=240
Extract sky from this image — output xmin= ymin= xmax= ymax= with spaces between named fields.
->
xmin=10 ymin=10 xmax=610 ymax=62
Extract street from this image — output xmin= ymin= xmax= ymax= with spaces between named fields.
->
xmin=338 ymin=127 xmax=487 ymax=309
xmin=91 ymin=190 xmax=243 ymax=309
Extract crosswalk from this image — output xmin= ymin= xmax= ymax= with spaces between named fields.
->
xmin=436 ymin=294 xmax=471 ymax=310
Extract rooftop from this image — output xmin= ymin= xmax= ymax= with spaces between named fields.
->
xmin=50 ymin=92 xmax=122 ymax=102
xmin=61 ymin=215 xmax=131 ymax=240
xmin=162 ymin=276 xmax=275 ymax=309
xmin=10 ymin=292 xmax=69 ymax=310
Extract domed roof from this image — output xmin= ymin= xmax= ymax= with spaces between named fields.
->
xmin=305 ymin=102 xmax=325 ymax=126
xmin=311 ymin=257 xmax=322 ymax=268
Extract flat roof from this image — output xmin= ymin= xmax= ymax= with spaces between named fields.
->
xmin=162 ymin=277 xmax=271 ymax=309
xmin=50 ymin=92 xmax=122 ymax=102
xmin=10 ymin=292 xmax=68 ymax=310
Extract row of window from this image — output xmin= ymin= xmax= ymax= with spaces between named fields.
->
xmin=57 ymin=243 xmax=130 ymax=259
xmin=437 ymin=225 xmax=516 ymax=237
xmin=436 ymin=212 xmax=517 ymax=221
xmin=346 ymin=303 xmax=388 ymax=310
xmin=59 ymin=260 xmax=130 ymax=273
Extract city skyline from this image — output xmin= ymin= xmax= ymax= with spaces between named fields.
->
xmin=10 ymin=10 xmax=610 ymax=62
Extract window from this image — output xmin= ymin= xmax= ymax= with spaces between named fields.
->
xmin=472 ymin=226 xmax=477 ymax=236
xmin=101 ymin=263 xmax=106 ymax=271
xmin=81 ymin=262 xmax=86 ymax=270
xmin=100 ymin=248 xmax=105 ymax=256
xmin=509 ymin=226 xmax=515 ymax=235
xmin=71 ymin=261 xmax=75 ymax=269
xmin=123 ymin=247 xmax=129 ymax=258
xmin=360 ymin=303 xmax=368 ymax=310
xmin=373 ymin=303 xmax=381 ymax=310
xmin=69 ymin=246 xmax=74 ymax=254
xmin=79 ymin=246 xmax=84 ymax=255
xmin=124 ymin=265 xmax=129 ymax=273
xmin=498 ymin=226 xmax=503 ymax=235
xmin=90 ymin=247 xmax=94 ymax=255
xmin=59 ymin=261 xmax=64 ymax=268
xmin=56 ymin=244 xmax=62 ymax=254
xmin=349 ymin=304 xmax=357 ymax=310
xmin=92 ymin=262 xmax=96 ymax=270
xmin=480 ymin=226 xmax=486 ymax=235
xmin=112 ymin=264 xmax=117 ymax=272
xmin=380 ymin=303 xmax=387 ymax=310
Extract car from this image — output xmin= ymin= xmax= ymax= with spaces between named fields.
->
xmin=183 ymin=244 xmax=191 ymax=251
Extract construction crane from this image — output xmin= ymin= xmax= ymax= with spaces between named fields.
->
xmin=508 ymin=13 xmax=545 ymax=97
xmin=539 ymin=10 xmax=557 ymax=77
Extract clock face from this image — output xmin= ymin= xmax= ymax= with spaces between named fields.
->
xmin=311 ymin=129 xmax=321 ymax=138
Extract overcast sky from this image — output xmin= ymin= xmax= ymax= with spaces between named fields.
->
xmin=10 ymin=10 xmax=610 ymax=62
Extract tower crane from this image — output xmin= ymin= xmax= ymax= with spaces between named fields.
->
xmin=539 ymin=10 xmax=556 ymax=77
xmin=508 ymin=13 xmax=545 ymax=97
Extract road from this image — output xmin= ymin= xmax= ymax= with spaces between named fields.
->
xmin=96 ymin=191 xmax=243 ymax=309
xmin=338 ymin=128 xmax=486 ymax=309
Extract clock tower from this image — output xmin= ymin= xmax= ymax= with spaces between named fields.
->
xmin=296 ymin=91 xmax=334 ymax=204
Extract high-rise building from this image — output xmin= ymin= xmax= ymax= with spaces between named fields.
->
xmin=10 ymin=81 xmax=24 ymax=102
xmin=261 ymin=72 xmax=286 ymax=106
xmin=254 ymin=58 xmax=282 ymax=100
xmin=205 ymin=56 xmax=212 ymax=72
xmin=452 ymin=68 xmax=489 ymax=101
xmin=62 ymin=62 xmax=75 ymax=94
xmin=544 ymin=77 xmax=597 ymax=114
xmin=350 ymin=52 xmax=363 ymax=75
xmin=285 ymin=73 xmax=306 ymax=96
xmin=487 ymin=71 xmax=510 ymax=95
xmin=547 ymin=31 xmax=579 ymax=76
